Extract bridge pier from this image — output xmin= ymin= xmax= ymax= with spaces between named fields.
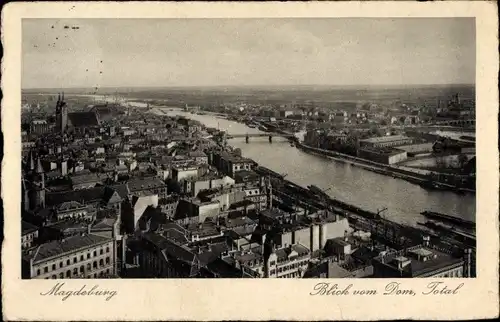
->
xmin=268 ymin=135 xmax=273 ymax=143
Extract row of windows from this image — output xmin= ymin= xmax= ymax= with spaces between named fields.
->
xmin=132 ymin=187 xmax=166 ymax=193
xmin=278 ymin=272 xmax=300 ymax=278
xmin=277 ymin=255 xmax=307 ymax=265
xmin=370 ymin=140 xmax=413 ymax=148
xmin=233 ymin=164 xmax=251 ymax=171
xmin=434 ymin=269 xmax=463 ymax=278
xmin=37 ymin=257 xmax=111 ymax=276
xmin=270 ymin=256 xmax=308 ymax=266
xmin=22 ymin=241 xmax=34 ymax=249
xmin=57 ymin=212 xmax=88 ymax=219
xmin=36 ymin=246 xmax=111 ymax=274
xmin=277 ymin=260 xmax=308 ymax=273
xmin=22 ymin=233 xmax=37 ymax=241
xmin=45 ymin=268 xmax=112 ymax=279
xmin=247 ymin=260 xmax=263 ymax=268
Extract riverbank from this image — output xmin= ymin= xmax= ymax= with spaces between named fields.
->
xmin=295 ymin=141 xmax=475 ymax=195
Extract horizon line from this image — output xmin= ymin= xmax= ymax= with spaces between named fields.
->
xmin=22 ymin=83 xmax=476 ymax=91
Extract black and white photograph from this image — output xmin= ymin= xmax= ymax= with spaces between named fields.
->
xmin=19 ymin=17 xmax=479 ymax=280
xmin=3 ymin=1 xmax=500 ymax=321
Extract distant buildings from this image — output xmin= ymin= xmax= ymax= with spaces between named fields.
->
xmin=357 ymin=147 xmax=408 ymax=165
xmin=30 ymin=119 xmax=52 ymax=135
xmin=358 ymin=135 xmax=414 ymax=149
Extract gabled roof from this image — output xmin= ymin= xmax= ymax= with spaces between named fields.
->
xmin=204 ymin=258 xmax=246 ymax=278
xmin=174 ymin=199 xmax=198 ymax=219
xmin=22 ymin=221 xmax=39 ymax=235
xmin=91 ymin=104 xmax=112 ymax=116
xmin=92 ymin=217 xmax=117 ymax=230
xmin=46 ymin=187 xmax=106 ymax=207
xmin=26 ymin=233 xmax=112 ymax=263
xmin=127 ymin=177 xmax=166 ymax=191
xmin=196 ymin=242 xmax=229 ymax=266
xmin=102 ymin=187 xmax=123 ymax=204
xmin=187 ymin=150 xmax=207 ymax=158
xmin=68 ymin=111 xmax=100 ymax=128
xmin=56 ymin=201 xmax=86 ymax=211
xmin=142 ymin=231 xmax=196 ymax=264
xmin=46 ymin=219 xmax=89 ymax=233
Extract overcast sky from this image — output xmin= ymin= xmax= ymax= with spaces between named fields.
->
xmin=22 ymin=18 xmax=475 ymax=89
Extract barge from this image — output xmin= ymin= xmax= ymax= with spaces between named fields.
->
xmin=418 ymin=220 xmax=476 ymax=247
xmin=421 ymin=210 xmax=475 ymax=230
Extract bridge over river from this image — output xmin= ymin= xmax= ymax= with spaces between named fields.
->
xmin=225 ymin=132 xmax=296 ymax=143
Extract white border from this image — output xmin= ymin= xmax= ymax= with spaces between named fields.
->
xmin=2 ymin=2 xmax=499 ymax=320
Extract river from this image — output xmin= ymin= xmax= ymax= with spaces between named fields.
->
xmin=160 ymin=109 xmax=476 ymax=226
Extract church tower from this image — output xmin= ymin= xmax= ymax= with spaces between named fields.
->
xmin=55 ymin=92 xmax=68 ymax=134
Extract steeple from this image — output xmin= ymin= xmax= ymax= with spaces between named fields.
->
xmin=21 ymin=172 xmax=30 ymax=211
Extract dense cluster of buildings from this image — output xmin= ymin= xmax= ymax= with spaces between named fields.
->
xmin=20 ymin=94 xmax=473 ymax=279
xmin=202 ymin=92 xmax=474 ymax=127
xmin=304 ymin=129 xmax=475 ymax=169
xmin=304 ymin=130 xmax=428 ymax=165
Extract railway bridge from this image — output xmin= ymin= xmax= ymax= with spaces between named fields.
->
xmin=222 ymin=132 xmax=296 ymax=143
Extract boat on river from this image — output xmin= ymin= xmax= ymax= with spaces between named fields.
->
xmin=418 ymin=220 xmax=475 ymax=247
xmin=421 ymin=210 xmax=475 ymax=230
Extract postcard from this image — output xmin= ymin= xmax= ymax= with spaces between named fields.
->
xmin=1 ymin=1 xmax=499 ymax=320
